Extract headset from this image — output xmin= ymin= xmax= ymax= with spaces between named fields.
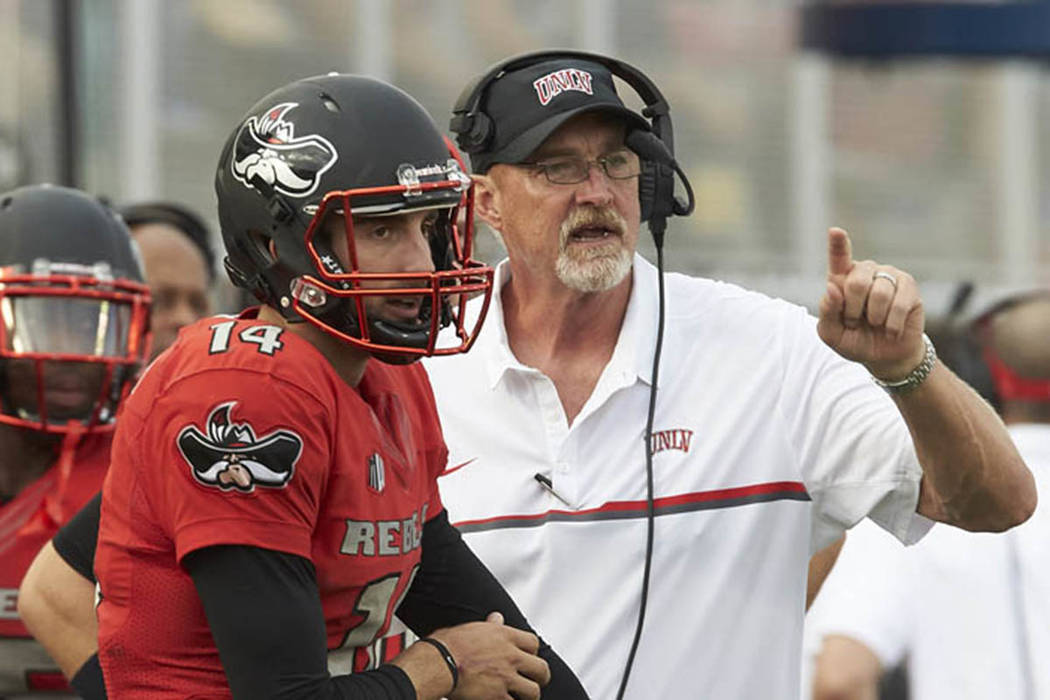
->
xmin=450 ymin=49 xmax=695 ymax=699
xmin=451 ymin=48 xmax=693 ymax=245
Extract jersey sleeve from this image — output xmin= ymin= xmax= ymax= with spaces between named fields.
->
xmin=406 ymin=363 xmax=448 ymax=523
xmin=423 ymin=438 xmax=447 ymax=525
xmin=776 ymin=308 xmax=933 ymax=552
xmin=186 ymin=544 xmax=417 ymax=699
xmin=139 ymin=368 xmax=333 ymax=565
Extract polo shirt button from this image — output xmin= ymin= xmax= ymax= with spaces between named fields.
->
xmin=556 ymin=461 xmax=568 ymax=473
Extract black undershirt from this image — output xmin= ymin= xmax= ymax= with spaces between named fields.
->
xmin=185 ymin=544 xmax=417 ymax=699
xmin=52 ymin=491 xmax=100 ymax=582
xmin=54 ymin=496 xmax=588 ymax=699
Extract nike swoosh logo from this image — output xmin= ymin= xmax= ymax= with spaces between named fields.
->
xmin=441 ymin=458 xmax=477 ymax=476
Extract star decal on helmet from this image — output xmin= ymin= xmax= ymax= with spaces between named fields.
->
xmin=231 ymin=102 xmax=338 ymax=198
xmin=177 ymin=401 xmax=303 ymax=493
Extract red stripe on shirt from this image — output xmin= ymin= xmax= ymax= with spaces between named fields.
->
xmin=452 ymin=480 xmax=808 ymax=529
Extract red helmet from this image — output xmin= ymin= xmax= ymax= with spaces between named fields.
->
xmin=0 ymin=185 xmax=152 ymax=433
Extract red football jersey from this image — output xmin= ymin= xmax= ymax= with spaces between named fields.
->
xmin=0 ymin=432 xmax=111 ymax=695
xmin=96 ymin=310 xmax=448 ymax=698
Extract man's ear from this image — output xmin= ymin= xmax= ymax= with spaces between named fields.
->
xmin=471 ymin=173 xmax=502 ymax=232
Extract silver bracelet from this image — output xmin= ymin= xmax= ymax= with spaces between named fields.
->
xmin=871 ymin=333 xmax=937 ymax=394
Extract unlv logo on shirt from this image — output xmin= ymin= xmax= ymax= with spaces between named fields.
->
xmin=231 ymin=102 xmax=338 ymax=198
xmin=177 ymin=402 xmax=303 ymax=493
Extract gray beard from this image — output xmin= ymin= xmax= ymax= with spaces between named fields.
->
xmin=555 ymin=244 xmax=632 ymax=293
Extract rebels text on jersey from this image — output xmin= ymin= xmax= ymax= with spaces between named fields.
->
xmin=95 ymin=310 xmax=448 ymax=698
xmin=0 ymin=433 xmax=111 ymax=695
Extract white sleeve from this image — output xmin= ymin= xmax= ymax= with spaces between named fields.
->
xmin=776 ymin=308 xmax=933 ymax=552
xmin=804 ymin=518 xmax=915 ymax=668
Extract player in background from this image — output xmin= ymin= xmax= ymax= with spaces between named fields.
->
xmin=120 ymin=201 xmax=216 ymax=358
xmin=806 ymin=289 xmax=1050 ymax=700
xmin=17 ymin=200 xmax=215 ymax=698
xmin=86 ymin=73 xmax=586 ymax=699
xmin=0 ymin=184 xmax=151 ymax=697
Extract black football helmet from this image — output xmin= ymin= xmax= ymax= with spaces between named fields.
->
xmin=215 ymin=74 xmax=494 ymax=363
xmin=0 ymin=185 xmax=152 ymax=432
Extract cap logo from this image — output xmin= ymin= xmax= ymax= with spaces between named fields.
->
xmin=532 ymin=69 xmax=594 ymax=106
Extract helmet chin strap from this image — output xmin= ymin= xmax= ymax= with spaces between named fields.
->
xmin=367 ymin=316 xmax=431 ymax=353
xmin=312 ymin=299 xmax=436 ymax=365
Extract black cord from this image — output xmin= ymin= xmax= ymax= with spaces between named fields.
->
xmin=615 ymin=226 xmax=666 ymax=700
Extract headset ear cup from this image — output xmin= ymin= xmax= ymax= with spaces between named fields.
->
xmin=638 ymin=161 xmax=657 ymax=223
xmin=638 ymin=160 xmax=677 ymax=226
xmin=463 ymin=112 xmax=494 ymax=154
xmin=655 ymin=163 xmax=676 ymax=220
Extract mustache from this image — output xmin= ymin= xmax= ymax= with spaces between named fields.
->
xmin=559 ymin=206 xmax=627 ymax=245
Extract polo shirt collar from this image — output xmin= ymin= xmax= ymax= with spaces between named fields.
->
xmin=479 ymin=259 xmax=523 ymax=389
xmin=479 ymin=253 xmax=660 ymax=389
xmin=617 ymin=253 xmax=660 ymax=386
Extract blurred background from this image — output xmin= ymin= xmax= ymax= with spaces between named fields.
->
xmin=3 ymin=3 xmax=1048 ymax=698
xmin=2 ymin=0 xmax=1049 ymax=316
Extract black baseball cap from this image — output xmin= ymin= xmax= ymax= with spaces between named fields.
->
xmin=463 ymin=58 xmax=650 ymax=173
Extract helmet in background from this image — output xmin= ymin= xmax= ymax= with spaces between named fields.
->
xmin=0 ymin=184 xmax=152 ymax=432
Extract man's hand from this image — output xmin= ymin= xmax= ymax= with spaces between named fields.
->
xmin=812 ymin=228 xmax=1033 ymax=532
xmin=811 ymin=634 xmax=883 ymax=700
xmin=422 ymin=612 xmax=550 ymax=700
xmin=817 ymin=227 xmax=926 ymax=380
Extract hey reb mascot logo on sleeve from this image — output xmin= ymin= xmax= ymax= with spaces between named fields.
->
xmin=177 ymin=402 xmax=303 ymax=493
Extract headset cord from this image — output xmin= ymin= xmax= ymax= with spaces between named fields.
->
xmin=1007 ymin=530 xmax=1035 ymax=700
xmin=615 ymin=231 xmax=666 ymax=700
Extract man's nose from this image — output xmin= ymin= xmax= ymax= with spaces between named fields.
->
xmin=400 ymin=230 xmax=435 ymax=273
xmin=573 ymin=163 xmax=615 ymax=207
xmin=172 ymin=298 xmax=199 ymax=327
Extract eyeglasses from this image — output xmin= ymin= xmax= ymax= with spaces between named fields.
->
xmin=520 ymin=148 xmax=641 ymax=185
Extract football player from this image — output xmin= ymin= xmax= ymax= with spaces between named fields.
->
xmin=83 ymin=74 xmax=585 ymax=699
xmin=0 ymin=184 xmax=151 ymax=697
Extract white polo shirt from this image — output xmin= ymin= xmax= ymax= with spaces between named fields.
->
xmin=424 ymin=254 xmax=929 ymax=699
xmin=804 ymin=424 xmax=1050 ymax=700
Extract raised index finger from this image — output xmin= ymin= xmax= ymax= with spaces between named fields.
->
xmin=827 ymin=227 xmax=853 ymax=277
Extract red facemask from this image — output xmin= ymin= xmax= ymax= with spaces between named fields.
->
xmin=0 ymin=262 xmax=152 ymax=432
xmin=292 ymin=159 xmax=494 ymax=361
